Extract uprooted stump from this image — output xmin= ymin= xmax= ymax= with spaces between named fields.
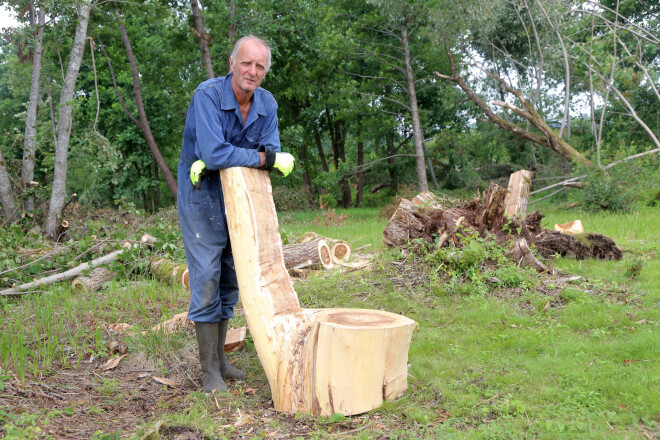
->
xmin=383 ymin=183 xmax=622 ymax=262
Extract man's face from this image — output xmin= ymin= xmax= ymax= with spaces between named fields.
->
xmin=230 ymin=39 xmax=269 ymax=95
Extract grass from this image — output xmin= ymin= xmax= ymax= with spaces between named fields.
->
xmin=0 ymin=202 xmax=658 ymax=439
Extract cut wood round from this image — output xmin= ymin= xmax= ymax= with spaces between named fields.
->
xmin=71 ymin=267 xmax=113 ymax=293
xmin=149 ymin=257 xmax=189 ymax=287
xmin=282 ymin=239 xmax=333 ymax=270
xmin=330 ymin=241 xmax=351 ymax=263
xmin=221 ymin=167 xmax=415 ymax=416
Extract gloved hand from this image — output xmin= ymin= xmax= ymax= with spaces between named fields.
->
xmin=258 ymin=146 xmax=295 ymax=177
xmin=190 ymin=160 xmax=214 ymax=190
xmin=274 ymin=152 xmax=295 ymax=177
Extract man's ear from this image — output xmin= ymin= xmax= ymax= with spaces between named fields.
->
xmin=228 ymin=56 xmax=234 ymax=71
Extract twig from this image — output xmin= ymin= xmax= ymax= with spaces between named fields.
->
xmin=528 ymin=187 xmax=567 ymax=205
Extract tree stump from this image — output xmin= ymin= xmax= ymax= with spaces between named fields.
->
xmin=476 ymin=183 xmax=510 ymax=231
xmin=221 ymin=167 xmax=415 ymax=416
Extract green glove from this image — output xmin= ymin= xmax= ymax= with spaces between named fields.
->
xmin=190 ymin=160 xmax=214 ymax=190
xmin=273 ymin=152 xmax=295 ymax=177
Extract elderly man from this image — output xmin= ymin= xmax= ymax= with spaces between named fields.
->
xmin=177 ymin=35 xmax=294 ymax=393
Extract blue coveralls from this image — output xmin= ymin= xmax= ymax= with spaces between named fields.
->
xmin=177 ymin=72 xmax=281 ymax=323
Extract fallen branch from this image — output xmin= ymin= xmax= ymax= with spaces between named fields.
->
xmin=0 ymin=244 xmax=131 ymax=296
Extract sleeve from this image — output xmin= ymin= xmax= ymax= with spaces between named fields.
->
xmin=192 ymin=88 xmax=262 ymax=170
xmin=256 ymin=99 xmax=281 ymax=153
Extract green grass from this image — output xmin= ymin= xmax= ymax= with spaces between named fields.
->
xmin=0 ymin=203 xmax=658 ymax=439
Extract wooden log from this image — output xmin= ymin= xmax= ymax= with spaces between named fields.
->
xmin=149 ymin=257 xmax=189 ymax=287
xmin=71 ymin=267 xmax=113 ymax=293
xmin=282 ymin=239 xmax=333 ymax=270
xmin=554 ymin=220 xmax=584 ymax=235
xmin=412 ymin=191 xmax=443 ymax=209
xmin=505 ymin=170 xmax=533 ymax=217
xmin=221 ymin=167 xmax=415 ymax=416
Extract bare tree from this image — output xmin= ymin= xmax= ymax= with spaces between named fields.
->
xmin=45 ymin=0 xmax=94 ymax=240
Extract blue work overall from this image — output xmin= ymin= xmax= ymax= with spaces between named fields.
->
xmin=177 ymin=73 xmax=280 ymax=322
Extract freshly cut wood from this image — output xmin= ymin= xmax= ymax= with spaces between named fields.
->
xmin=224 ymin=326 xmax=247 ymax=353
xmin=0 ymin=247 xmax=128 ymax=296
xmin=505 ymin=170 xmax=533 ymax=217
xmin=151 ymin=311 xmax=191 ymax=334
xmin=554 ymin=220 xmax=584 ymax=235
xmin=149 ymin=257 xmax=189 ymax=287
xmin=71 ymin=267 xmax=113 ymax=293
xmin=329 ymin=241 xmax=351 ymax=263
xmin=282 ymin=239 xmax=333 ymax=270
xmin=221 ymin=167 xmax=415 ymax=416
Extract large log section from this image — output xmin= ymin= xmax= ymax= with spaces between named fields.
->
xmin=220 ymin=167 xmax=415 ymax=416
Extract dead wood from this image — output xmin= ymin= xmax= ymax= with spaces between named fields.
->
xmin=149 ymin=257 xmax=189 ymax=287
xmin=505 ymin=170 xmax=533 ymax=217
xmin=0 ymin=245 xmax=131 ymax=296
xmin=71 ymin=267 xmax=113 ymax=293
xmin=383 ymin=187 xmax=622 ymax=265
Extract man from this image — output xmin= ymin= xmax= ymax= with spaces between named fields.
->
xmin=177 ymin=35 xmax=294 ymax=393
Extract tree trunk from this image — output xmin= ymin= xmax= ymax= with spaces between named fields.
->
xmin=190 ymin=0 xmax=214 ymax=79
xmin=150 ymin=257 xmax=190 ymax=287
xmin=298 ymin=141 xmax=315 ymax=207
xmin=116 ymin=11 xmax=178 ymax=200
xmin=0 ymin=147 xmax=18 ymax=224
xmin=21 ymin=3 xmax=46 ymax=213
xmin=314 ymin=128 xmax=329 ymax=173
xmin=221 ymin=167 xmax=415 ymax=416
xmin=45 ymin=1 xmax=92 ymax=240
xmin=505 ymin=170 xmax=533 ymax=218
xmin=355 ymin=137 xmax=364 ymax=208
xmin=401 ymin=26 xmax=428 ymax=192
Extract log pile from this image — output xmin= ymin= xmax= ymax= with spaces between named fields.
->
xmin=383 ymin=183 xmax=622 ymax=266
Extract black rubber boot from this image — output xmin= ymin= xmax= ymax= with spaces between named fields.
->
xmin=194 ymin=322 xmax=228 ymax=393
xmin=218 ymin=319 xmax=246 ymax=380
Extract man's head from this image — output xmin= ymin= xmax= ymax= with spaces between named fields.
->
xmin=229 ymin=36 xmax=271 ymax=96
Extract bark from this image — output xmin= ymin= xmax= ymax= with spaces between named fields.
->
xmin=71 ymin=267 xmax=113 ymax=293
xmin=221 ymin=167 xmax=415 ymax=416
xmin=401 ymin=25 xmax=428 ymax=192
xmin=116 ymin=11 xmax=178 ymax=200
xmin=475 ymin=183 xmax=510 ymax=232
xmin=355 ymin=137 xmax=364 ymax=207
xmin=0 ymin=147 xmax=18 ymax=224
xmin=190 ymin=0 xmax=214 ymax=79
xmin=21 ymin=3 xmax=46 ymax=213
xmin=282 ymin=239 xmax=333 ymax=270
xmin=45 ymin=1 xmax=92 ymax=240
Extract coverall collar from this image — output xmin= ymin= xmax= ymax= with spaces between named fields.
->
xmin=220 ymin=73 xmax=268 ymax=127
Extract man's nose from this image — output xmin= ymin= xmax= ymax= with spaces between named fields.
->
xmin=247 ymin=64 xmax=257 ymax=76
